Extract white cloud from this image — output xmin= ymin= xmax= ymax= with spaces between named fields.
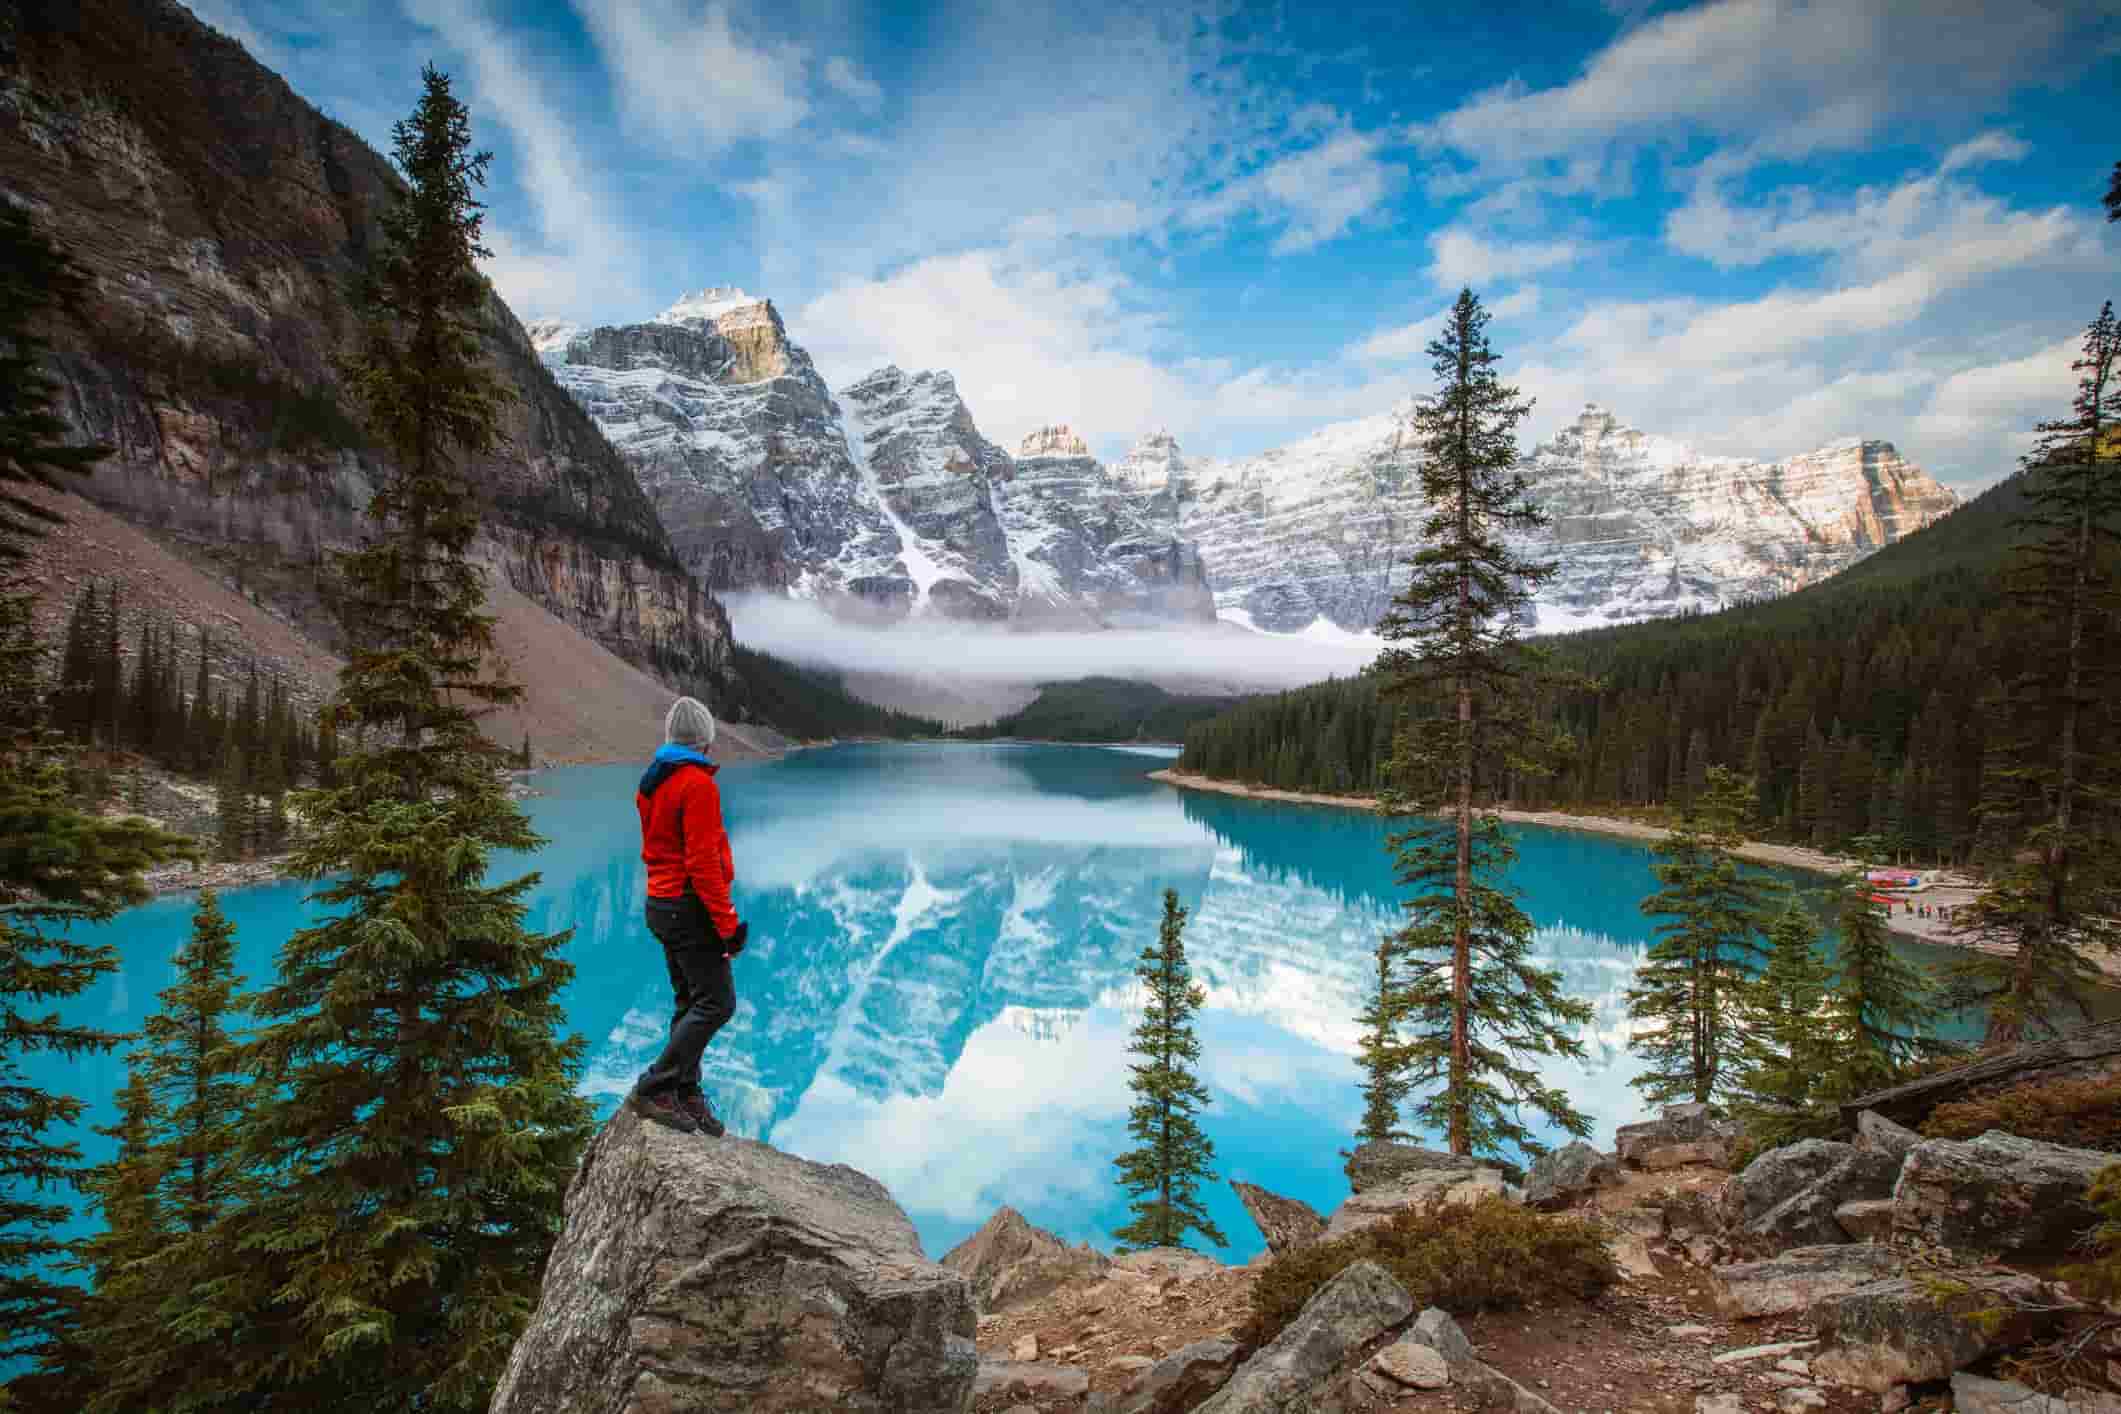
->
xmin=1422 ymin=0 xmax=2095 ymax=174
xmin=1346 ymin=308 xmax=1448 ymax=364
xmin=1908 ymin=336 xmax=2081 ymax=482
xmin=1427 ymin=228 xmax=1587 ymax=286
xmin=1491 ymin=286 xmax=1542 ymax=319
xmin=405 ymin=0 xmax=650 ymax=320
xmin=822 ymin=55 xmax=882 ymax=107
xmin=1938 ymin=130 xmax=2032 ymax=175
xmin=726 ymin=595 xmax=1381 ymax=690
xmin=570 ymin=0 xmax=810 ymax=150
xmin=1186 ymin=127 xmax=1405 ymax=254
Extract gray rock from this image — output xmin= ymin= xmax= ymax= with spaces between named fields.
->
xmin=1809 ymin=1273 xmax=2063 ymax=1392
xmin=488 ymin=1103 xmax=976 ymax=1414
xmin=1406 ymin=1307 xmax=1477 ymax=1369
xmin=1609 ymin=1206 xmax=1667 ymax=1238
xmin=1371 ymin=1339 xmax=1451 ymax=1388
xmin=1709 ymin=1243 xmax=1902 ymax=1318
xmin=1724 ymin=1139 xmax=1856 ymax=1228
xmin=1231 ymin=1180 xmax=1328 ymax=1257
xmin=1742 ymin=1147 xmax=1904 ymax=1254
xmin=1195 ymin=1259 xmax=1414 ymax=1413
xmin=1891 ymin=1132 xmax=2112 ymax=1259
xmin=940 ymin=1204 xmax=1111 ymax=1313
xmin=1698 ymin=1396 xmax=1746 ymax=1414
xmin=1618 ymin=1104 xmax=1741 ymax=1169
xmin=1323 ymin=1168 xmax=1510 ymax=1240
xmin=1344 ymin=1140 xmax=1490 ymax=1193
xmin=1950 ymin=1374 xmax=2075 ymax=1414
xmin=1110 ymin=1246 xmax=1229 ymax=1281
xmin=1854 ymin=1110 xmax=1923 ymax=1163
xmin=1523 ymin=1140 xmax=1624 ymax=1211
xmin=975 ymin=1361 xmax=1091 ymax=1399
xmin=1118 ymin=1337 xmax=1243 ymax=1414
xmin=1835 ymin=1199 xmax=1896 ymax=1243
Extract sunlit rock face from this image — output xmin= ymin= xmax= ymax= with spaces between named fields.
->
xmin=1165 ymin=403 xmax=1958 ymax=634
xmin=544 ymin=301 xmax=1213 ymax=625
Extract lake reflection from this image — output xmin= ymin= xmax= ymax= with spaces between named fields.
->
xmin=46 ymin=742 xmax=2041 ymax=1266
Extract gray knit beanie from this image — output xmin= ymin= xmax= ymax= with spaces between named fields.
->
xmin=664 ymin=695 xmax=716 ymax=748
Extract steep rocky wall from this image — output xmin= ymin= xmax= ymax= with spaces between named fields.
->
xmin=0 ymin=0 xmax=731 ymax=689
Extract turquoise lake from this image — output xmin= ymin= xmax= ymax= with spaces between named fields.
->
xmin=31 ymin=741 xmax=2036 ymax=1267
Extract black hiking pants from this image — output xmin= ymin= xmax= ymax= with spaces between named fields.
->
xmin=635 ymin=894 xmax=737 ymax=1098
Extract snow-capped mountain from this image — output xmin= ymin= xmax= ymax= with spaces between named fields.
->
xmin=1167 ymin=401 xmax=1958 ymax=633
xmin=538 ymin=290 xmax=1956 ymax=637
xmin=539 ymin=292 xmax=1214 ymax=625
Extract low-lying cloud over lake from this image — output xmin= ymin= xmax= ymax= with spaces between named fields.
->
xmin=726 ymin=594 xmax=1382 ymax=702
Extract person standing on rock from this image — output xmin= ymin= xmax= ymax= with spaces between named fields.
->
xmin=630 ymin=696 xmax=746 ymax=1136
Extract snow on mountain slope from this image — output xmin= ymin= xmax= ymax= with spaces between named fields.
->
xmin=538 ymin=289 xmax=1955 ymax=639
xmin=543 ymin=294 xmax=1212 ymax=625
xmin=1167 ymin=402 xmax=1957 ymax=634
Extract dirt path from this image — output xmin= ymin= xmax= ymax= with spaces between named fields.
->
xmin=1145 ymin=769 xmax=2121 ymax=981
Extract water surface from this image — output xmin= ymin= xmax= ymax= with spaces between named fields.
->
xmin=35 ymin=742 xmax=2057 ymax=1266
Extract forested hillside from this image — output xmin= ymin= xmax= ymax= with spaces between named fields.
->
xmin=958 ymin=677 xmax=1249 ymax=743
xmin=1180 ymin=465 xmax=2118 ymax=865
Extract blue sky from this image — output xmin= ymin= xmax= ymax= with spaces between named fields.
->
xmin=194 ymin=0 xmax=2119 ymax=489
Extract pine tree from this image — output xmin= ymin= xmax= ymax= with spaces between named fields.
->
xmin=1732 ymin=902 xmax=1844 ymax=1147
xmin=1627 ymin=767 xmax=1780 ymax=1105
xmin=189 ymin=630 xmax=214 ymax=776
xmin=196 ymin=67 xmax=592 ymax=1410
xmin=54 ymin=584 xmax=96 ymax=742
xmin=94 ymin=584 xmax=122 ymax=749
xmin=1951 ymin=304 xmax=2121 ymax=1045
xmin=74 ymin=890 xmax=256 ymax=1413
xmin=0 ymin=202 xmax=190 ymax=1407
xmin=213 ymin=742 xmax=246 ymax=862
xmin=1821 ymin=879 xmax=1947 ymax=1099
xmin=2106 ymin=159 xmax=2120 ymax=223
xmin=1112 ymin=889 xmax=1225 ymax=1252
xmin=1371 ymin=289 xmax=1590 ymax=1157
xmin=55 ymin=1068 xmax=167 ymax=1412
xmin=1354 ymin=931 xmax=1413 ymax=1144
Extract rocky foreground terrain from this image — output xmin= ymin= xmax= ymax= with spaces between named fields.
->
xmin=487 ymin=1027 xmax=2120 ymax=1414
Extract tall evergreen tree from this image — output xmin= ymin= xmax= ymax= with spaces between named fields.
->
xmin=1822 ymin=879 xmax=1946 ymax=1099
xmin=195 ymin=66 xmax=592 ymax=1410
xmin=1626 ymin=767 xmax=1780 ymax=1105
xmin=1353 ymin=931 xmax=1413 ymax=1145
xmin=1951 ymin=303 xmax=2121 ymax=1045
xmin=1373 ymin=289 xmax=1590 ymax=1157
xmin=73 ymin=890 xmax=256 ymax=1413
xmin=1112 ymin=889 xmax=1225 ymax=1252
xmin=1736 ymin=902 xmax=1835 ymax=1123
xmin=0 ymin=201 xmax=189 ymax=1408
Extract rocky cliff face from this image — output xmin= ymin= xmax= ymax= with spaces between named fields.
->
xmin=543 ymin=301 xmax=1217 ymax=626
xmin=0 ymin=0 xmax=730 ymax=685
xmin=1168 ymin=403 xmax=1958 ymax=634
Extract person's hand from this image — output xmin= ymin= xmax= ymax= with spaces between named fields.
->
xmin=722 ymin=921 xmax=748 ymax=958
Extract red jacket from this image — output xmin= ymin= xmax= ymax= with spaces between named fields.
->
xmin=637 ymin=752 xmax=739 ymax=936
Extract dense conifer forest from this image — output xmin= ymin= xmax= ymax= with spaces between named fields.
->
xmin=1179 ymin=463 xmax=2121 ymax=866
xmin=956 ymin=676 xmax=1247 ymax=743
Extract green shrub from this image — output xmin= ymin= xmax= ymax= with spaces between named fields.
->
xmin=2063 ymin=1163 xmax=2121 ymax=1305
xmin=1241 ymin=1196 xmax=1618 ymax=1347
xmin=1920 ymin=1073 xmax=2121 ymax=1153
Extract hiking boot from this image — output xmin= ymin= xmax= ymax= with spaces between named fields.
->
xmin=629 ymin=1087 xmax=699 ymax=1135
xmin=679 ymin=1089 xmax=725 ymax=1138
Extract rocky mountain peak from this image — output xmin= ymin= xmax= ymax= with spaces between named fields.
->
xmin=1018 ymin=424 xmax=1092 ymax=460
xmin=651 ymin=286 xmax=791 ymax=383
xmin=524 ymin=318 xmax=583 ymax=361
xmin=657 ymin=286 xmax=762 ymax=325
xmin=1115 ymin=429 xmax=1185 ymax=490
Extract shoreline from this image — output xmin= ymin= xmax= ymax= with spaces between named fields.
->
xmin=1146 ymin=768 xmax=2119 ymax=981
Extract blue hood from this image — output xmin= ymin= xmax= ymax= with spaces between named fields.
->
xmin=638 ymin=743 xmax=717 ymax=799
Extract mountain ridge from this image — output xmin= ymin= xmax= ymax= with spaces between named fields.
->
xmin=536 ymin=289 xmax=1959 ymax=638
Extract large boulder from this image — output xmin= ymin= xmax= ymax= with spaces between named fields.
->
xmin=1118 ymin=1337 xmax=1244 ymax=1414
xmin=1195 ymin=1260 xmax=1413 ymax=1413
xmin=1323 ymin=1168 xmax=1509 ymax=1241
xmin=939 ymin=1205 xmax=1110 ymax=1313
xmin=1891 ymin=1132 xmax=2112 ymax=1259
xmin=1231 ymin=1181 xmax=1327 ymax=1257
xmin=1396 ymin=1308 xmax=1560 ymax=1414
xmin=1723 ymin=1140 xmax=1855 ymax=1229
xmin=489 ymin=1104 xmax=977 ymax=1414
xmin=1854 ymin=1110 xmax=1922 ymax=1164
xmin=1948 ymin=1373 xmax=2105 ymax=1414
xmin=1708 ymin=1244 xmax=1902 ymax=1319
xmin=1617 ymin=1103 xmax=1741 ymax=1170
xmin=1523 ymin=1141 xmax=1624 ymax=1211
xmin=1740 ymin=1148 xmax=1904 ymax=1254
xmin=1809 ymin=1274 xmax=2063 ymax=1391
xmin=1344 ymin=1141 xmax=1494 ymax=1192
